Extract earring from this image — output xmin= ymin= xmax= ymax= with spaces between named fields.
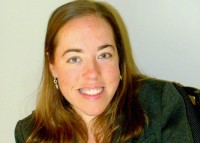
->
xmin=120 ymin=75 xmax=122 ymax=80
xmin=54 ymin=77 xmax=59 ymax=89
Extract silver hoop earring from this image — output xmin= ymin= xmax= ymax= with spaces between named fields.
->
xmin=54 ymin=77 xmax=59 ymax=89
xmin=120 ymin=75 xmax=122 ymax=80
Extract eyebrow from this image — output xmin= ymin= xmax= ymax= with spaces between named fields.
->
xmin=62 ymin=49 xmax=83 ymax=57
xmin=98 ymin=44 xmax=115 ymax=51
xmin=62 ymin=44 xmax=115 ymax=57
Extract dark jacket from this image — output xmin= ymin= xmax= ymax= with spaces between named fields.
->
xmin=15 ymin=79 xmax=194 ymax=143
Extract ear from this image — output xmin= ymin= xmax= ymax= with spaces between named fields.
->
xmin=47 ymin=52 xmax=57 ymax=77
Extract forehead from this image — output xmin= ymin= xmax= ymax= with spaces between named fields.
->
xmin=55 ymin=14 xmax=114 ymax=43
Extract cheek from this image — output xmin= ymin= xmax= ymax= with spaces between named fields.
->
xmin=57 ymin=67 xmax=80 ymax=89
xmin=102 ymin=62 xmax=120 ymax=79
xmin=102 ymin=63 xmax=120 ymax=98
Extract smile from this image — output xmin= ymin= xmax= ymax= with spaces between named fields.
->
xmin=79 ymin=87 xmax=104 ymax=96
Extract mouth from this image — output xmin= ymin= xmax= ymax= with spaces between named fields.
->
xmin=79 ymin=87 xmax=104 ymax=96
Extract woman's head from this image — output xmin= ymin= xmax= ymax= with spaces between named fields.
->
xmin=31 ymin=1 xmax=145 ymax=142
xmin=49 ymin=14 xmax=121 ymax=123
xmin=41 ymin=0 xmax=137 ymax=116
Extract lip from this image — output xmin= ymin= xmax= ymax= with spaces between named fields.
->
xmin=78 ymin=87 xmax=104 ymax=100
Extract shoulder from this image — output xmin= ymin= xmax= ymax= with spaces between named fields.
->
xmin=138 ymin=78 xmax=183 ymax=121
xmin=15 ymin=112 xmax=35 ymax=143
xmin=138 ymin=78 xmax=182 ymax=109
xmin=139 ymin=78 xmax=175 ymax=96
xmin=137 ymin=78 xmax=194 ymax=142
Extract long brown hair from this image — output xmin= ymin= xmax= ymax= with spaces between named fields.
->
xmin=27 ymin=0 xmax=146 ymax=142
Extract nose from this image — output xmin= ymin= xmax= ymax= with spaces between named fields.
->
xmin=82 ymin=59 xmax=100 ymax=79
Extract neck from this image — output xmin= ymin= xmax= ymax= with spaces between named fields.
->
xmin=87 ymin=120 xmax=98 ymax=143
xmin=88 ymin=130 xmax=96 ymax=143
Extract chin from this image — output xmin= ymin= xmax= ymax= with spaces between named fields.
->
xmin=85 ymin=108 xmax=106 ymax=117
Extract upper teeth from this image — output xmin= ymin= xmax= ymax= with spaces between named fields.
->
xmin=80 ymin=88 xmax=103 ymax=95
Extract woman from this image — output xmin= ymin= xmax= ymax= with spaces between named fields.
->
xmin=15 ymin=0 xmax=194 ymax=143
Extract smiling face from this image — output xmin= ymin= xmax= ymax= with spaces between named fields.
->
xmin=49 ymin=15 xmax=120 ymax=123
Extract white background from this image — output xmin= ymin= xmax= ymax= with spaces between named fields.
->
xmin=0 ymin=0 xmax=200 ymax=142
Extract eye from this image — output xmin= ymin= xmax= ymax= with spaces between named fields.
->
xmin=98 ymin=53 xmax=112 ymax=59
xmin=67 ymin=57 xmax=81 ymax=63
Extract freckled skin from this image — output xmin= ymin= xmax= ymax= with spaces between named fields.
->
xmin=49 ymin=15 xmax=120 ymax=123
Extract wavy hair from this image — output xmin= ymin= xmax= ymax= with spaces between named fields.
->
xmin=27 ymin=0 xmax=146 ymax=142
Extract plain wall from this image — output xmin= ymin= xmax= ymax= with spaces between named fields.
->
xmin=0 ymin=0 xmax=199 ymax=142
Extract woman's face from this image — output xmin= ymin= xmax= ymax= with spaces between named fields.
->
xmin=49 ymin=15 xmax=120 ymax=123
